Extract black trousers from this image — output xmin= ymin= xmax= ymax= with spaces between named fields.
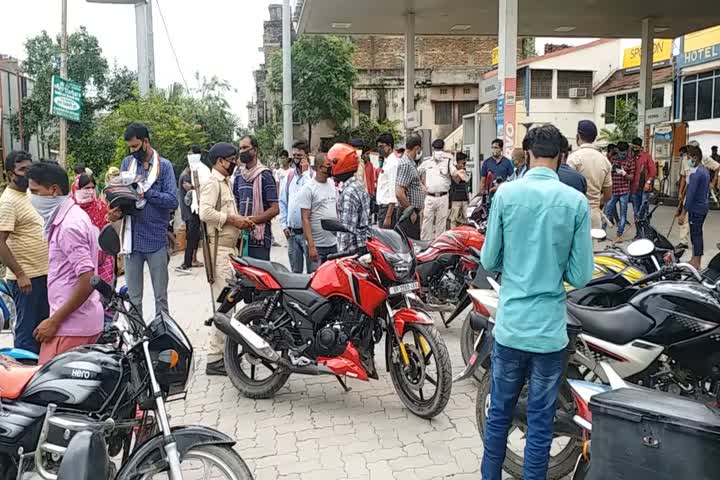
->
xmin=397 ymin=209 xmax=421 ymax=240
xmin=377 ymin=204 xmax=398 ymax=229
xmin=183 ymin=214 xmax=201 ymax=268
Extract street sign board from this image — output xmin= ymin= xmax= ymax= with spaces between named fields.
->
xmin=50 ymin=76 xmax=83 ymax=122
xmin=479 ymin=78 xmax=500 ymax=105
xmin=405 ymin=111 xmax=420 ymax=129
xmin=645 ymin=107 xmax=671 ymax=125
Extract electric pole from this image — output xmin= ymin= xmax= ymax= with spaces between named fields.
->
xmin=282 ymin=0 xmax=293 ymax=153
xmin=59 ymin=0 xmax=68 ymax=168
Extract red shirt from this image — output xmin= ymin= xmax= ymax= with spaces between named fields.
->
xmin=631 ymin=151 xmax=657 ymax=193
xmin=364 ymin=160 xmax=377 ymax=196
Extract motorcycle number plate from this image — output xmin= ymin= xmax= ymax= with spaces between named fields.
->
xmin=388 ymin=282 xmax=420 ymax=296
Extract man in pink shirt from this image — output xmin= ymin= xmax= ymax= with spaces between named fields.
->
xmin=27 ymin=162 xmax=103 ymax=364
xmin=630 ymin=137 xmax=657 ymax=227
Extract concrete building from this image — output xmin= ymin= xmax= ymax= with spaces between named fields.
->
xmin=676 ymin=25 xmax=720 ymax=155
xmin=0 ymin=56 xmax=48 ymax=165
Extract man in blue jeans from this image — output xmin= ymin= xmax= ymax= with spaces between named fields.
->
xmin=109 ymin=123 xmax=177 ymax=318
xmin=481 ymin=124 xmax=594 ymax=480
xmin=279 ymin=140 xmax=313 ymax=272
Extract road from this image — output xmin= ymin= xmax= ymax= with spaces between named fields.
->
xmin=5 ymin=205 xmax=718 ymax=479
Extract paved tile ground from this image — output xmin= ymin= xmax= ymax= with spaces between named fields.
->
xmin=5 ymin=206 xmax=719 ymax=480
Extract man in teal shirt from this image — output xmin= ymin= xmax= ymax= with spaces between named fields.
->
xmin=480 ymin=124 xmax=593 ymax=480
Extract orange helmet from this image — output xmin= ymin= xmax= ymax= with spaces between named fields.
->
xmin=327 ymin=143 xmax=359 ymax=177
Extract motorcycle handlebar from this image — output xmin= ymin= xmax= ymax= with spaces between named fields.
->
xmin=327 ymin=247 xmax=357 ymax=260
xmin=90 ymin=275 xmax=115 ymax=300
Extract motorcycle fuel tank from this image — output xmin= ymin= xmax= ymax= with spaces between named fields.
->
xmin=20 ymin=344 xmax=127 ymax=413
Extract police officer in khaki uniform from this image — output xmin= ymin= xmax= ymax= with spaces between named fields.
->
xmin=199 ymin=142 xmax=254 ymax=376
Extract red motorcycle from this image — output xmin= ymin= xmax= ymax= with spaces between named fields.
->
xmin=212 ymin=209 xmax=452 ymax=419
xmin=412 ymin=217 xmax=491 ymax=327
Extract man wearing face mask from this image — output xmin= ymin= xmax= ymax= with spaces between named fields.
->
xmin=0 ymin=151 xmax=50 ymax=355
xmin=200 ymin=142 xmax=255 ymax=376
xmin=298 ymin=154 xmax=339 ymax=268
xmin=26 ymin=162 xmax=103 ymax=363
xmin=109 ymin=123 xmax=178 ymax=319
xmin=418 ymin=139 xmax=460 ymax=240
xmin=480 ymin=139 xmax=514 ymax=194
xmin=279 ymin=140 xmax=312 ymax=272
xmin=233 ymin=135 xmax=279 ymax=261
xmin=375 ymin=133 xmax=400 ymax=229
xmin=396 ymin=134 xmax=426 ymax=240
xmin=329 ymin=144 xmax=370 ymax=251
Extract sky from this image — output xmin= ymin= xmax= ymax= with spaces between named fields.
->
xmin=1 ymin=1 xmax=645 ymax=129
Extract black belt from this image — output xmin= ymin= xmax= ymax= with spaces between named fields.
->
xmin=291 ymin=228 xmax=304 ymax=234
xmin=426 ymin=192 xmax=448 ymax=198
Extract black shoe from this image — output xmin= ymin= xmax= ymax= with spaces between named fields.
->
xmin=206 ymin=359 xmax=226 ymax=376
xmin=677 ymin=243 xmax=689 ymax=250
xmin=175 ymin=265 xmax=192 ymax=275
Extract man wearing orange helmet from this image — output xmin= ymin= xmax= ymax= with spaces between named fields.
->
xmin=327 ymin=144 xmax=370 ymax=251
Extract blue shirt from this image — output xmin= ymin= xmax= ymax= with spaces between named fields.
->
xmin=233 ymin=170 xmax=279 ymax=249
xmin=279 ymin=168 xmax=312 ymax=230
xmin=481 ymin=156 xmax=514 ymax=182
xmin=481 ymin=167 xmax=594 ymax=353
xmin=120 ymin=154 xmax=178 ymax=253
xmin=558 ymin=164 xmax=587 ymax=194
xmin=685 ymin=165 xmax=710 ymax=215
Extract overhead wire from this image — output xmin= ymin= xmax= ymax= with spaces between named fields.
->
xmin=154 ymin=0 xmax=190 ymax=92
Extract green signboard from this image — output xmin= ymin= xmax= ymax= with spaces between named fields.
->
xmin=50 ymin=75 xmax=83 ymax=122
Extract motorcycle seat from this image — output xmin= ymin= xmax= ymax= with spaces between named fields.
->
xmin=0 ymin=361 xmax=40 ymax=400
xmin=232 ymin=255 xmax=311 ymax=289
xmin=567 ymin=302 xmax=653 ymax=346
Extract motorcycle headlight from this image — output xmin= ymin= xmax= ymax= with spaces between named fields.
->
xmin=382 ymin=251 xmax=415 ymax=280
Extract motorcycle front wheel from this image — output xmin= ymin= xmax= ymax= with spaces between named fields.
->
xmin=475 ymin=370 xmax=581 ymax=480
xmin=388 ymin=323 xmax=452 ymax=419
xmin=140 ymin=444 xmax=253 ymax=480
xmin=225 ymin=302 xmax=290 ymax=399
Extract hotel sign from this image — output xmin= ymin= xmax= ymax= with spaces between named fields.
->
xmin=679 ymin=26 xmax=720 ymax=67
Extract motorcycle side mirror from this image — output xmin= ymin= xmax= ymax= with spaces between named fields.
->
xmin=591 ymin=229 xmax=607 ymax=241
xmin=98 ymin=225 xmax=121 ymax=257
xmin=321 ymin=219 xmax=350 ymax=233
xmin=398 ymin=206 xmax=415 ymax=224
xmin=626 ymin=238 xmax=655 ymax=258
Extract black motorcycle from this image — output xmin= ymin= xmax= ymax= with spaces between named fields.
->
xmin=0 ymin=225 xmax=253 ymax=480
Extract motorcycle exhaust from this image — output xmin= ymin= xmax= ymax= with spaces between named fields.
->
xmin=212 ymin=313 xmax=336 ymax=376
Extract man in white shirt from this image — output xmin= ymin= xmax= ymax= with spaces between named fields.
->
xmin=418 ymin=139 xmax=462 ymax=240
xmin=375 ymin=133 xmax=400 ymax=229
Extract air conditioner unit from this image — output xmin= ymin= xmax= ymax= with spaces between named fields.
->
xmin=569 ymin=87 xmax=588 ymax=99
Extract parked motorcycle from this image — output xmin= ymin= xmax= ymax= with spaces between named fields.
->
xmin=0 ymin=225 xmax=253 ymax=480
xmin=212 ymin=208 xmax=453 ymax=419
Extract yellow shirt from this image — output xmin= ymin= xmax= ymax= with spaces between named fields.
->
xmin=567 ymin=144 xmax=612 ymax=209
xmin=0 ymin=187 xmax=49 ymax=280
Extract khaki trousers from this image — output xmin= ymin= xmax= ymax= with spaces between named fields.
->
xmin=590 ymin=207 xmax=603 ymax=230
xmin=449 ymin=201 xmax=468 ymax=228
xmin=208 ymin=245 xmax=238 ymax=360
xmin=422 ymin=194 xmax=450 ymax=240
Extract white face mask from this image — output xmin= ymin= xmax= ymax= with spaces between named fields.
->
xmin=74 ymin=188 xmax=97 ymax=205
xmin=31 ymin=194 xmax=68 ymax=236
xmin=416 ymin=150 xmax=423 ymax=161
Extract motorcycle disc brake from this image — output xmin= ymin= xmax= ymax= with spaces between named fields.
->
xmin=401 ymin=344 xmax=427 ymax=391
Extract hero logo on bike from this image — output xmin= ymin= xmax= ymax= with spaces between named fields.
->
xmin=70 ymin=369 xmax=94 ymax=379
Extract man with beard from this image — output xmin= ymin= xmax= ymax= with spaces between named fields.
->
xmin=233 ymin=135 xmax=280 ymax=261
xmin=0 ymin=150 xmax=50 ymax=354
xmin=200 ymin=142 xmax=255 ymax=375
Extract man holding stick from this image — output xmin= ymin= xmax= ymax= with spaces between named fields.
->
xmin=199 ymin=142 xmax=254 ymax=376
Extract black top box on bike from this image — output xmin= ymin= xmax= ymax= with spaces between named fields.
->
xmin=588 ymin=387 xmax=720 ymax=480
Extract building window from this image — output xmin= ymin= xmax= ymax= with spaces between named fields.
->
xmin=557 ymin=71 xmax=593 ymax=99
xmin=530 ymin=69 xmax=553 ymax=99
xmin=434 ymin=102 xmax=452 ymax=125
xmin=603 ymin=88 xmax=664 ymax=125
xmin=455 ymin=101 xmax=477 ymax=126
xmin=439 ymin=88 xmax=448 ymax=95
xmin=516 ymin=68 xmax=527 ymax=100
xmin=357 ymin=100 xmax=371 ymax=117
xmin=681 ymin=69 xmax=720 ymax=121
xmin=463 ymin=87 xmax=471 ymax=95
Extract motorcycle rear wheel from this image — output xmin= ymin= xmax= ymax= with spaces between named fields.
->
xmin=139 ymin=444 xmax=253 ymax=480
xmin=475 ymin=368 xmax=582 ymax=480
xmin=389 ymin=323 xmax=452 ymax=419
xmin=224 ymin=302 xmax=290 ymax=399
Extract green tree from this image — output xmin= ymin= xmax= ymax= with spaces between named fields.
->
xmin=254 ymin=122 xmax=282 ymax=160
xmin=269 ymin=35 xmax=357 ymax=145
xmin=190 ymin=74 xmax=238 ymax=145
xmin=600 ymin=97 xmax=638 ymax=143
xmin=332 ymin=114 xmax=403 ymax=152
